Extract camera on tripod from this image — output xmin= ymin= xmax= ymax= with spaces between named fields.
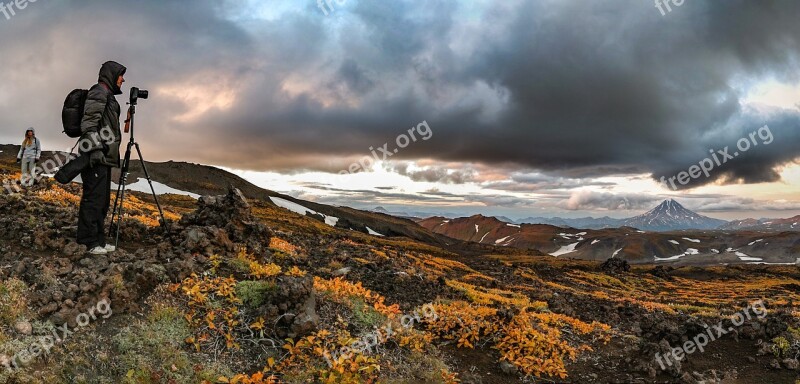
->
xmin=130 ymin=87 xmax=149 ymax=105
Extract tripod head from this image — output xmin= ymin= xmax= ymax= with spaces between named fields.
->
xmin=125 ymin=87 xmax=148 ymax=136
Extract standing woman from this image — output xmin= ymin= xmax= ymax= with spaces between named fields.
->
xmin=16 ymin=128 xmax=41 ymax=186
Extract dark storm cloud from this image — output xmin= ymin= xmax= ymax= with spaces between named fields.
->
xmin=653 ymin=113 xmax=798 ymax=190
xmin=1 ymin=0 xmax=799 ymax=189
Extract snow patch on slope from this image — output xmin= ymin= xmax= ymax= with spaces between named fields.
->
xmin=550 ymin=242 xmax=579 ymax=257
xmin=269 ymin=196 xmax=339 ymax=227
xmin=366 ymin=227 xmax=385 ymax=237
xmin=112 ymin=180 xmax=200 ymax=199
xmin=655 ymin=248 xmax=699 ymax=262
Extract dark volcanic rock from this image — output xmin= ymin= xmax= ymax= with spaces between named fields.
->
xmin=601 ymin=258 xmax=631 ymax=274
xmin=178 ymin=187 xmax=272 ymax=255
xmin=254 ymin=276 xmax=320 ymax=338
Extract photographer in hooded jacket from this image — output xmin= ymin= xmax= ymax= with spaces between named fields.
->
xmin=76 ymin=61 xmax=126 ymax=255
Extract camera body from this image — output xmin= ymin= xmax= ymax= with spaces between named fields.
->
xmin=130 ymin=87 xmax=149 ymax=105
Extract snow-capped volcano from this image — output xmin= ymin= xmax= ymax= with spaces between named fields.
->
xmin=621 ymin=199 xmax=726 ymax=231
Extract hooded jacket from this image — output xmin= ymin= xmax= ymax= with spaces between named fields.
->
xmin=17 ymin=128 xmax=40 ymax=160
xmin=79 ymin=61 xmax=126 ymax=168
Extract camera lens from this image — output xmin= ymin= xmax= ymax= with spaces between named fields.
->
xmin=130 ymin=87 xmax=149 ymax=104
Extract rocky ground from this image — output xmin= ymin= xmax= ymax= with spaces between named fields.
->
xmin=0 ymin=173 xmax=798 ymax=383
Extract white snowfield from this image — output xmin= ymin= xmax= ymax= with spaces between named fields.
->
xmin=496 ymin=236 xmax=515 ymax=246
xmin=550 ymin=242 xmax=579 ymax=257
xmin=269 ymin=196 xmax=339 ymax=227
xmin=668 ymin=240 xmax=680 ymax=245
xmin=111 ymin=179 xmax=200 ymax=199
xmin=655 ymin=248 xmax=699 ymax=262
xmin=366 ymin=227 xmax=385 ymax=237
xmin=733 ymin=250 xmax=762 ymax=261
xmin=506 ymin=223 xmax=521 ymax=228
xmin=682 ymin=237 xmax=701 ymax=243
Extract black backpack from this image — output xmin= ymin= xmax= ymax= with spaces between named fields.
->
xmin=61 ymin=89 xmax=110 ymax=138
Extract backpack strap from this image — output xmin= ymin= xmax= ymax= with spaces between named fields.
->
xmin=97 ymin=83 xmax=114 ymax=129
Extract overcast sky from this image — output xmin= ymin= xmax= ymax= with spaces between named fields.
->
xmin=1 ymin=0 xmax=799 ymax=220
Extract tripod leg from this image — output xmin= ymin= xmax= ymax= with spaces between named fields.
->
xmin=114 ymin=179 xmax=129 ymax=248
xmin=133 ymin=143 xmax=167 ymax=230
xmin=110 ymin=141 xmax=134 ymax=247
xmin=109 ymin=182 xmax=124 ymax=228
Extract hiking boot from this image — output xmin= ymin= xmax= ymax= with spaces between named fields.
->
xmin=88 ymin=246 xmax=108 ymax=255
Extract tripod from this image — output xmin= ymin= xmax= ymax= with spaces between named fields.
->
xmin=109 ymin=100 xmax=167 ymax=247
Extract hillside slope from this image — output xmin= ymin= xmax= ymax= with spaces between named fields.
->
xmin=0 ymin=144 xmax=461 ymax=250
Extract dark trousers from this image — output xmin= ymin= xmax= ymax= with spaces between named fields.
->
xmin=77 ymin=164 xmax=111 ymax=248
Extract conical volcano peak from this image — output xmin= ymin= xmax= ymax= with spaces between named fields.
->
xmin=625 ymin=199 xmax=725 ymax=231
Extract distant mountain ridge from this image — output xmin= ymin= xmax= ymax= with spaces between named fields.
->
xmin=513 ymin=200 xmax=726 ymax=231
xmin=720 ymin=216 xmax=800 ymax=232
xmin=515 ymin=216 xmax=624 ymax=229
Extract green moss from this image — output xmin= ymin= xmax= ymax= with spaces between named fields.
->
xmin=772 ymin=336 xmax=790 ymax=358
xmin=227 ymin=257 xmax=251 ymax=275
xmin=236 ymin=280 xmax=277 ymax=309
xmin=350 ymin=298 xmax=386 ymax=330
